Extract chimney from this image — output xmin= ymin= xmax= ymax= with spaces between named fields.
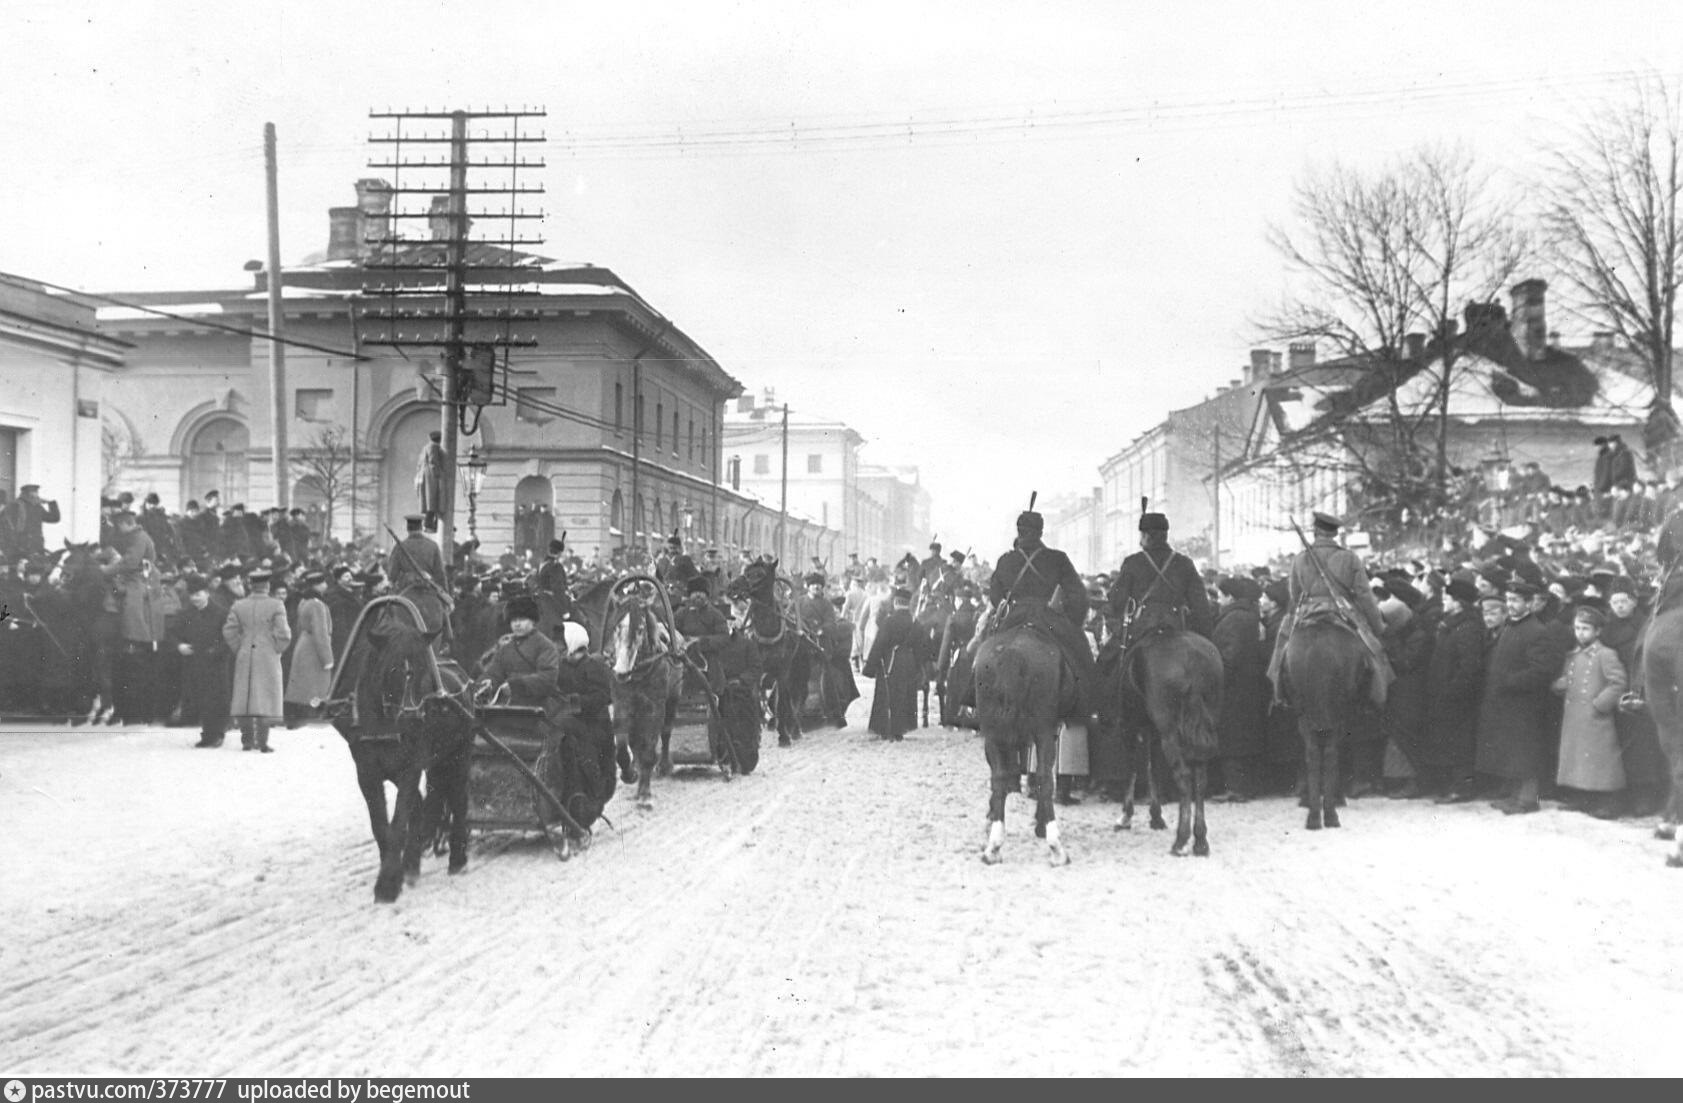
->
xmin=1464 ymin=301 xmax=1507 ymax=335
xmin=354 ymin=178 xmax=392 ymax=255
xmin=1591 ymin=331 xmax=1617 ymax=355
xmin=1247 ymin=348 xmax=1272 ymax=384
xmin=1404 ymin=332 xmax=1426 ymax=362
xmin=1269 ymin=351 xmax=1282 ymax=375
xmin=1510 ymin=279 xmax=1547 ymax=361
xmin=325 ymin=207 xmax=361 ymax=262
xmin=1288 ymin=342 xmax=1316 ymax=371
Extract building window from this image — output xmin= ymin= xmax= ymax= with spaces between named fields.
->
xmin=807 ymin=453 xmax=823 ymax=474
xmin=615 ymin=383 xmax=623 ymax=431
xmin=687 ymin=417 xmax=695 ymax=461
xmin=753 ymin=453 xmax=770 ymax=475
xmin=294 ymin=388 xmax=332 ymax=422
xmin=656 ymin=402 xmax=664 ymax=448
xmin=702 ymin=428 xmax=709 ymax=469
xmin=672 ymin=410 xmax=679 ymax=455
xmin=516 ymin=387 xmax=557 ymax=424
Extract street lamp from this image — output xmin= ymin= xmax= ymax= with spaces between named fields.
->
xmin=681 ymin=502 xmax=694 ymax=541
xmin=462 ymin=446 xmax=488 ymax=544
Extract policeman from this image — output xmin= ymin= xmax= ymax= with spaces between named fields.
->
xmin=985 ymin=505 xmax=1094 ymax=719
xmin=476 ymin=594 xmax=561 ymax=707
xmin=1107 ymin=512 xmax=1214 ymax=650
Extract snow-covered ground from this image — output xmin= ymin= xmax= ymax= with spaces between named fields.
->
xmin=3 ymin=685 xmax=1683 ymax=1076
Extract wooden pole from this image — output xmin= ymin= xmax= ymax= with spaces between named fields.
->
xmin=264 ymin=122 xmax=289 ymax=509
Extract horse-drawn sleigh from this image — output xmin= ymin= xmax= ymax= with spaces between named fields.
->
xmin=322 ymin=594 xmax=616 ymax=902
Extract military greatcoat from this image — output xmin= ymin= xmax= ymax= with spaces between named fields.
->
xmin=223 ymin=592 xmax=292 ymax=720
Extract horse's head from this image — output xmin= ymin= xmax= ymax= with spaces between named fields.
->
xmin=362 ymin=614 xmax=441 ymax=722
xmin=727 ymin=559 xmax=777 ymax=604
xmin=606 ymin=598 xmax=669 ymax=677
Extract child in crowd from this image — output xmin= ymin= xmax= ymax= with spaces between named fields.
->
xmin=1552 ymin=605 xmax=1628 ymax=819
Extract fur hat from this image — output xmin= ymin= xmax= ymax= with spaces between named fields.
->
xmin=686 ymin=575 xmax=711 ymax=595
xmin=1445 ymin=578 xmax=1480 ymax=607
xmin=506 ymin=595 xmax=541 ymax=623
xmin=1139 ymin=513 xmax=1169 ymax=532
xmin=1015 ymin=510 xmax=1043 ymax=533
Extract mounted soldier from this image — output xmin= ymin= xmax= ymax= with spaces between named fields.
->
xmin=918 ymin=539 xmax=946 ymax=595
xmin=1105 ymin=512 xmax=1213 ymax=656
xmin=534 ymin=537 xmax=572 ymax=608
xmin=983 ymin=503 xmax=1095 ymax=723
xmin=385 ymin=514 xmax=453 ymax=646
xmin=1267 ymin=511 xmax=1392 ymax=708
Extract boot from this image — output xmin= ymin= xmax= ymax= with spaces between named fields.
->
xmin=1055 ymin=775 xmax=1081 ymax=805
xmin=256 ymin=720 xmax=273 ymax=753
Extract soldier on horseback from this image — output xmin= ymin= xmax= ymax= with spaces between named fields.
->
xmin=1106 ymin=512 xmax=1213 ymax=652
xmin=984 ymin=506 xmax=1095 ymax=722
xmin=534 ymin=537 xmax=571 ymax=611
xmin=1267 ymin=511 xmax=1392 ymax=707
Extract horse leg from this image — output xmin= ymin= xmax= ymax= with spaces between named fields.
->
xmin=1323 ymin=732 xmax=1343 ymax=829
xmin=1303 ymin=725 xmax=1324 ymax=831
xmin=634 ymin=713 xmax=657 ymax=809
xmin=1167 ymin=745 xmax=1193 ymax=857
xmin=1191 ymin=761 xmax=1210 ymax=857
xmin=1147 ymin=735 xmax=1167 ymax=831
xmin=398 ymin=769 xmax=429 ymax=889
xmin=355 ymin=755 xmax=392 ymax=858
xmin=616 ymin=730 xmax=636 ymax=785
xmin=374 ymin=774 xmax=413 ymax=903
xmin=1115 ymin=724 xmax=1136 ymax=832
xmin=1037 ymin=727 xmax=1069 ymax=866
xmin=982 ymin=735 xmax=1011 ymax=864
xmin=446 ymin=752 xmax=470 ymax=873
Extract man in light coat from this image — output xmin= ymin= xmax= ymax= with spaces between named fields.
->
xmin=223 ymin=569 xmax=292 ymax=752
xmin=283 ymin=571 xmax=335 ymax=727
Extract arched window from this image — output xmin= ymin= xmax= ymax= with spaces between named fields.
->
xmin=610 ymin=489 xmax=623 ymax=533
xmin=185 ymin=416 xmax=249 ymax=507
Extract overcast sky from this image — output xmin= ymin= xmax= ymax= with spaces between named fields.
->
xmin=5 ymin=1 xmax=1683 ymax=554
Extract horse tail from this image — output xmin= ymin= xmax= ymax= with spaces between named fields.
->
xmin=1180 ymin=681 xmax=1219 ymax=761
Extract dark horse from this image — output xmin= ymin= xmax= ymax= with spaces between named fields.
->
xmin=1280 ymin=616 xmax=1368 ymax=831
xmin=727 ymin=560 xmax=816 ymax=747
xmin=974 ymin=624 xmax=1071 ymax=866
xmin=326 ymin=596 xmax=475 ymax=902
xmin=604 ymin=579 xmax=683 ymax=809
xmin=1640 ymin=602 xmax=1683 ymax=867
xmin=51 ymin=542 xmax=117 ymax=722
xmin=1105 ymin=630 xmax=1223 ymax=855
xmin=911 ymin=589 xmax=954 ymax=728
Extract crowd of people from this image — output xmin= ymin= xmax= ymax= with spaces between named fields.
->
xmin=4 ymin=429 xmax=1678 ymax=830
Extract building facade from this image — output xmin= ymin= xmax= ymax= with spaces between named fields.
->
xmin=0 ymin=273 xmax=127 ymax=544
xmin=90 ymin=181 xmax=841 ymax=567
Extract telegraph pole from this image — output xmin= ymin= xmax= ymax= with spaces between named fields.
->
xmin=362 ymin=106 xmax=545 ymax=571
xmin=777 ymin=403 xmax=790 ymax=564
xmin=264 ymin=122 xmax=289 ymax=509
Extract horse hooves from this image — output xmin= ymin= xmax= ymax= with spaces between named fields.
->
xmin=636 ymin=796 xmax=654 ymax=810
xmin=1192 ymin=839 xmax=1210 ymax=857
xmin=777 ymin=736 xmax=792 ymax=748
xmin=403 ymin=870 xmax=420 ymax=887
xmin=619 ymin=769 xmax=636 ymax=784
xmin=1170 ymin=844 xmax=1188 ymax=857
xmin=1305 ymin=815 xmax=1322 ymax=831
xmin=374 ymin=882 xmax=400 ymax=904
xmin=1113 ymin=819 xmax=1132 ymax=832
xmin=1149 ymin=817 xmax=1167 ymax=831
xmin=1046 ymin=847 xmax=1071 ymax=867
xmin=1656 ymin=824 xmax=1677 ymax=841
xmin=657 ymin=761 xmax=674 ymax=778
xmin=981 ymin=849 xmax=1003 ymax=865
xmin=1324 ymin=811 xmax=1341 ymax=829
xmin=1667 ymin=853 xmax=1683 ymax=868
xmin=447 ymin=861 xmax=467 ymax=876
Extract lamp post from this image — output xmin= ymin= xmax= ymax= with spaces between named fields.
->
xmin=462 ymin=445 xmax=487 ymax=546
xmin=681 ymin=503 xmax=694 ymax=544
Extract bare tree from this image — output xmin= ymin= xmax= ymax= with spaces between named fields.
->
xmin=1541 ymin=75 xmax=1683 ymax=463
xmin=101 ymin=415 xmax=145 ymax=496
xmin=1260 ymin=144 xmax=1527 ymax=527
xmin=290 ymin=423 xmax=376 ymax=534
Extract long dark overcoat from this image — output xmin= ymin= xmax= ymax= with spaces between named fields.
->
xmin=1381 ymin=609 xmax=1432 ymax=762
xmin=1418 ymin=608 xmax=1484 ymax=770
xmin=223 ymin=593 xmax=292 ymax=720
xmin=864 ymin=608 xmax=922 ymax=738
xmin=1474 ymin=613 xmax=1558 ymax=780
xmin=1212 ymin=599 xmax=1265 ymax=758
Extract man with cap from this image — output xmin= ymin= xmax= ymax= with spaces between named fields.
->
xmin=1269 ymin=511 xmax=1391 ymax=708
xmin=101 ymin=509 xmax=166 ymax=724
xmin=170 ymin=574 xmax=233 ymax=747
xmin=283 ymin=571 xmax=335 ymax=727
xmin=475 ymin=593 xmax=561 ymax=707
xmin=416 ymin=429 xmax=447 ymax=533
xmin=919 ymin=540 xmax=946 ymax=595
xmin=864 ymin=585 xmax=923 ymax=740
xmin=1211 ymin=575 xmax=1267 ymax=802
xmin=324 ymin=565 xmax=362 ymax=659
xmin=1107 ymin=512 xmax=1214 ymax=652
xmin=218 ymin=503 xmax=253 ymax=562
xmin=222 ymin=568 xmax=291 ymax=752
xmin=797 ymin=571 xmax=837 ymax=639
xmin=386 ymin=514 xmax=451 ymax=633
xmin=675 ymin=575 xmax=731 ymax=655
xmin=535 ymin=537 xmax=572 ymax=610
xmin=1473 ymin=579 xmax=1559 ymax=813
xmin=1422 ymin=576 xmax=1489 ymax=801
xmin=139 ymin=492 xmax=181 ymax=562
xmin=0 ymin=484 xmax=61 ymax=560
xmin=985 ymin=504 xmax=1094 ymax=724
